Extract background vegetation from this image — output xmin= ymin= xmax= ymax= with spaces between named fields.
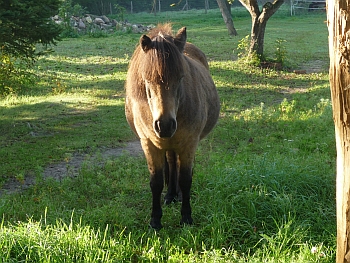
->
xmin=0 ymin=7 xmax=334 ymax=262
xmin=67 ymin=0 xmax=227 ymax=14
xmin=0 ymin=0 xmax=62 ymax=95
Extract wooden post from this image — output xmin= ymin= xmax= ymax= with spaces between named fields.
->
xmin=327 ymin=0 xmax=350 ymax=262
xmin=153 ymin=0 xmax=157 ymax=16
xmin=205 ymin=0 xmax=209 ymax=13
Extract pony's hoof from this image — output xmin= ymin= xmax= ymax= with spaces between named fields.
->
xmin=180 ymin=216 xmax=193 ymax=226
xmin=164 ymin=196 xmax=177 ymax=205
xmin=164 ymin=193 xmax=179 ymax=205
xmin=150 ymin=219 xmax=162 ymax=231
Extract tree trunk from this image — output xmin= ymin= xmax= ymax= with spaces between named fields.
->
xmin=239 ymin=0 xmax=284 ymax=58
xmin=327 ymin=1 xmax=350 ymax=262
xmin=250 ymin=16 xmax=267 ymax=58
xmin=216 ymin=0 xmax=237 ymax=36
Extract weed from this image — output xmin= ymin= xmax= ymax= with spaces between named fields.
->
xmin=274 ymin=38 xmax=288 ymax=64
xmin=236 ymin=35 xmax=260 ymax=66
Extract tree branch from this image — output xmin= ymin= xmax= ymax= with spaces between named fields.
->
xmin=259 ymin=0 xmax=285 ymax=22
xmin=238 ymin=0 xmax=261 ymax=19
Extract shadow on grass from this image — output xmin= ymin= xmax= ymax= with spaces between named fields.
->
xmin=0 ymin=101 xmax=134 ymax=183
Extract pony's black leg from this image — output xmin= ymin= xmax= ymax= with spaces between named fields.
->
xmin=141 ymin=139 xmax=165 ymax=230
xmin=179 ymin=166 xmax=193 ymax=225
xmin=150 ymin=169 xmax=164 ymax=230
xmin=164 ymin=151 xmax=178 ymax=204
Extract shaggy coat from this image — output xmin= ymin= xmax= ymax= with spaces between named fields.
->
xmin=125 ymin=24 xmax=220 ymax=229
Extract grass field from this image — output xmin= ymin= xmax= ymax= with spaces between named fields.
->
xmin=0 ymin=7 xmax=335 ymax=262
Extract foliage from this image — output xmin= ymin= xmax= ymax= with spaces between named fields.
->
xmin=274 ymin=38 xmax=288 ymax=64
xmin=0 ymin=0 xmax=61 ymax=61
xmin=0 ymin=54 xmax=36 ymax=96
xmin=236 ymin=35 xmax=260 ymax=65
xmin=114 ymin=3 xmax=126 ymax=21
xmin=0 ymin=0 xmax=61 ymax=95
xmin=69 ymin=0 xmax=221 ymax=14
xmin=58 ymin=0 xmax=87 ymax=38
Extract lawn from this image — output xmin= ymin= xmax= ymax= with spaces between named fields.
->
xmin=0 ymin=7 xmax=335 ymax=262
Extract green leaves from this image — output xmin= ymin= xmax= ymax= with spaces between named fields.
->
xmin=0 ymin=0 xmax=62 ymax=60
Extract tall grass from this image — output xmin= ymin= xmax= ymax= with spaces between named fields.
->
xmin=0 ymin=8 xmax=335 ymax=262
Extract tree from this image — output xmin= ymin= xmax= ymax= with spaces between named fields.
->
xmin=238 ymin=0 xmax=284 ymax=59
xmin=216 ymin=0 xmax=237 ymax=36
xmin=327 ymin=1 xmax=350 ymax=262
xmin=0 ymin=0 xmax=62 ymax=61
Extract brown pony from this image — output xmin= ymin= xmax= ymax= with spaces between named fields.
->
xmin=125 ymin=24 xmax=220 ymax=230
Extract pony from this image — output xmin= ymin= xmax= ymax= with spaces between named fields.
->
xmin=125 ymin=24 xmax=220 ymax=230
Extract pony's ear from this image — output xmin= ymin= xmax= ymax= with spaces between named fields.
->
xmin=174 ymin=27 xmax=187 ymax=52
xmin=140 ymin=35 xmax=152 ymax=52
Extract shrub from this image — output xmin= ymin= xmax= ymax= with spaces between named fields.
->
xmin=0 ymin=52 xmax=35 ymax=96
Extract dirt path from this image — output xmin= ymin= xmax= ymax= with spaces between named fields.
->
xmin=0 ymin=141 xmax=143 ymax=197
xmin=298 ymin=59 xmax=328 ymax=74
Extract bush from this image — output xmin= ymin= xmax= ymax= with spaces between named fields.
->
xmin=0 ymin=53 xmax=36 ymax=96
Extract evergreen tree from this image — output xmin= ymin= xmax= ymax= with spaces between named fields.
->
xmin=0 ymin=0 xmax=62 ymax=61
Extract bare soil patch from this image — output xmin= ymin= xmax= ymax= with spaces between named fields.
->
xmin=297 ymin=59 xmax=328 ymax=74
xmin=0 ymin=141 xmax=143 ymax=197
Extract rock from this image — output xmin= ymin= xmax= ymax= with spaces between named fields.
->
xmin=85 ymin=15 xmax=92 ymax=24
xmin=51 ymin=13 xmax=153 ymax=35
xmin=101 ymin=15 xmax=110 ymax=23
xmin=78 ymin=19 xmax=86 ymax=29
xmin=100 ymin=23 xmax=112 ymax=30
xmin=111 ymin=19 xmax=117 ymax=26
xmin=94 ymin=17 xmax=104 ymax=25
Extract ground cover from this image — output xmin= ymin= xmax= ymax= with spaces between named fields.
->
xmin=0 ymin=8 xmax=335 ymax=262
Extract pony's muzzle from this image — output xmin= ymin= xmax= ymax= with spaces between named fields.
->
xmin=154 ymin=118 xmax=177 ymax=138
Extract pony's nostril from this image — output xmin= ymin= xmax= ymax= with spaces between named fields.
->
xmin=155 ymin=120 xmax=161 ymax=133
xmin=154 ymin=119 xmax=177 ymax=138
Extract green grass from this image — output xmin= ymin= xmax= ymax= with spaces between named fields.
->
xmin=0 ymin=8 xmax=335 ymax=262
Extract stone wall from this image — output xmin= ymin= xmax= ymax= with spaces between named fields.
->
xmin=52 ymin=14 xmax=154 ymax=34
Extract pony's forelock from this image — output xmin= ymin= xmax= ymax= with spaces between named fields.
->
xmin=127 ymin=24 xmax=185 ymax=99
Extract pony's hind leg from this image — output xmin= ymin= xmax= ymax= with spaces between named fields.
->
xmin=164 ymin=151 xmax=179 ymax=205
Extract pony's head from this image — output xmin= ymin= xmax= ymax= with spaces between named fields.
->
xmin=138 ymin=25 xmax=187 ymax=138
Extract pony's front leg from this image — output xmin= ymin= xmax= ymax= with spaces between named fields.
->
xmin=141 ymin=139 xmax=165 ymax=230
xmin=179 ymin=165 xmax=193 ymax=225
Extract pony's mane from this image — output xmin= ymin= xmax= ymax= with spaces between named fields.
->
xmin=129 ymin=24 xmax=185 ymax=93
xmin=147 ymin=23 xmax=173 ymax=39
